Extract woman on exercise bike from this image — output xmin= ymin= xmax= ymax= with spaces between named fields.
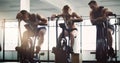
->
xmin=88 ymin=0 xmax=116 ymax=60
xmin=16 ymin=10 xmax=47 ymax=54
xmin=51 ymin=5 xmax=83 ymax=52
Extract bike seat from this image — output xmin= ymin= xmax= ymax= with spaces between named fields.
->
xmin=59 ymin=23 xmax=66 ymax=29
xmin=38 ymin=23 xmax=47 ymax=26
xmin=72 ymin=20 xmax=81 ymax=22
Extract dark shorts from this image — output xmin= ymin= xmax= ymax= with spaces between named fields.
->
xmin=33 ymin=27 xmax=46 ymax=36
xmin=36 ymin=27 xmax=46 ymax=33
xmin=66 ymin=28 xmax=78 ymax=32
xmin=37 ymin=27 xmax=46 ymax=31
xmin=27 ymin=26 xmax=46 ymax=34
xmin=108 ymin=22 xmax=114 ymax=31
xmin=59 ymin=23 xmax=78 ymax=32
xmin=25 ymin=24 xmax=46 ymax=32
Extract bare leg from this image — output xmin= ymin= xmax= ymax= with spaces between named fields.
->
xmin=107 ymin=29 xmax=113 ymax=48
xmin=70 ymin=33 xmax=74 ymax=48
xmin=70 ymin=30 xmax=77 ymax=48
xmin=36 ymin=29 xmax=46 ymax=53
xmin=107 ymin=29 xmax=116 ymax=57
xmin=22 ymin=31 xmax=30 ymax=48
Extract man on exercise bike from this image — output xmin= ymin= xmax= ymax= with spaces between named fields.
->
xmin=16 ymin=10 xmax=47 ymax=54
xmin=88 ymin=0 xmax=116 ymax=58
xmin=51 ymin=5 xmax=83 ymax=52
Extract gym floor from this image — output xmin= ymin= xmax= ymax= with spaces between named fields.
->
xmin=0 ymin=61 xmax=119 ymax=63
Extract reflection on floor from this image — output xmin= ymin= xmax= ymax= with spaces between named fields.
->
xmin=0 ymin=61 xmax=120 ymax=63
xmin=0 ymin=62 xmax=54 ymax=63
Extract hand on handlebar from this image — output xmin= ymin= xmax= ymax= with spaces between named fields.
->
xmin=107 ymin=12 xmax=116 ymax=17
xmin=16 ymin=13 xmax=23 ymax=21
xmin=51 ymin=14 xmax=57 ymax=21
xmin=69 ymin=19 xmax=81 ymax=22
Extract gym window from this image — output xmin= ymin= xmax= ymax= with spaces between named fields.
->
xmin=4 ymin=19 xmax=119 ymax=51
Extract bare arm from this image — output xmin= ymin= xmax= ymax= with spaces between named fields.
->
xmin=36 ymin=14 xmax=48 ymax=25
xmin=16 ymin=12 xmax=23 ymax=41
xmin=104 ymin=8 xmax=114 ymax=17
xmin=51 ymin=13 xmax=62 ymax=21
xmin=16 ymin=13 xmax=23 ymax=28
xmin=90 ymin=9 xmax=107 ymax=25
xmin=90 ymin=11 xmax=95 ymax=25
xmin=71 ymin=12 xmax=83 ymax=22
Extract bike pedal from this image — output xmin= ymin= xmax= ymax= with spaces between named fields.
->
xmin=33 ymin=57 xmax=39 ymax=61
xmin=40 ymin=52 xmax=45 ymax=55
xmin=67 ymin=46 xmax=74 ymax=54
xmin=110 ymin=55 xmax=118 ymax=58
xmin=15 ymin=46 xmax=23 ymax=53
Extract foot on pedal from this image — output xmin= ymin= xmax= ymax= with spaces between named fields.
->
xmin=40 ymin=52 xmax=45 ymax=55
xmin=15 ymin=46 xmax=21 ymax=53
xmin=108 ymin=47 xmax=116 ymax=58
xmin=33 ymin=54 xmax=39 ymax=61
xmin=67 ymin=46 xmax=74 ymax=54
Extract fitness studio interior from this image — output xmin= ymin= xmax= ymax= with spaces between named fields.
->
xmin=0 ymin=0 xmax=120 ymax=63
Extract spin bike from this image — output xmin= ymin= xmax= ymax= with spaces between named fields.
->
xmin=96 ymin=17 xmax=117 ymax=63
xmin=16 ymin=25 xmax=46 ymax=63
xmin=52 ymin=17 xmax=79 ymax=63
xmin=96 ymin=24 xmax=108 ymax=63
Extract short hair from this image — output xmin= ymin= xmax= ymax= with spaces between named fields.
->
xmin=20 ymin=10 xmax=28 ymax=14
xmin=62 ymin=5 xmax=70 ymax=10
xmin=88 ymin=0 xmax=97 ymax=5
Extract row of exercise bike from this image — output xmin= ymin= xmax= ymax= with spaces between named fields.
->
xmin=15 ymin=17 xmax=119 ymax=63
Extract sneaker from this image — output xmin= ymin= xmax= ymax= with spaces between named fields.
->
xmin=15 ymin=46 xmax=21 ymax=53
xmin=108 ymin=47 xmax=116 ymax=58
xmin=33 ymin=54 xmax=39 ymax=61
xmin=67 ymin=46 xmax=74 ymax=54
